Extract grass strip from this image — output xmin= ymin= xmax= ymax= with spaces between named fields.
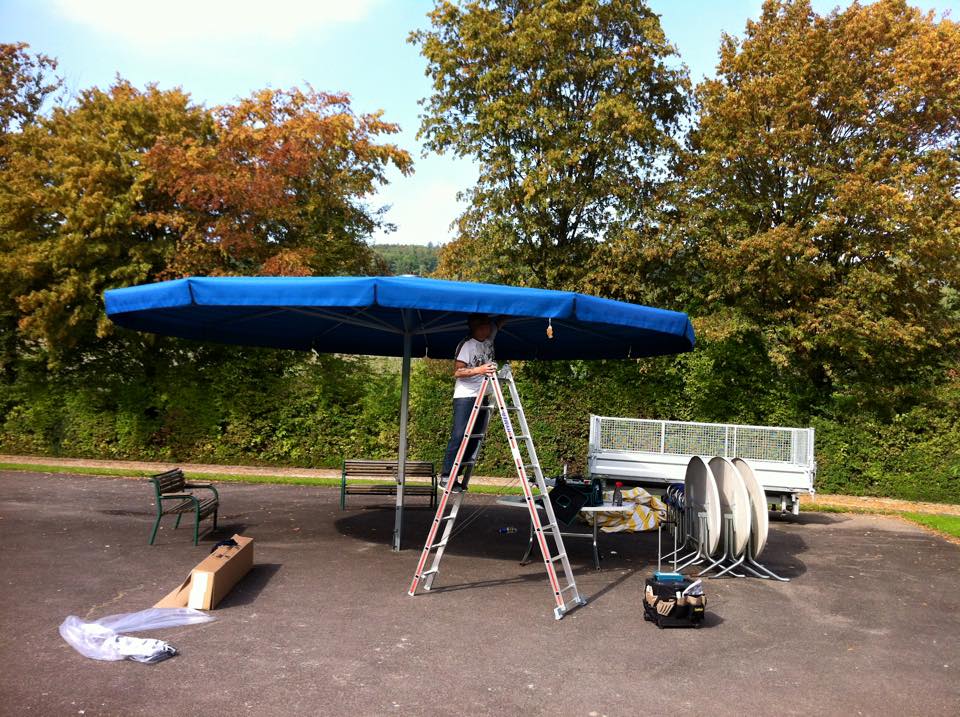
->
xmin=801 ymin=502 xmax=897 ymax=516
xmin=0 ymin=462 xmax=154 ymax=478
xmin=0 ymin=462 xmax=525 ymax=494
xmin=803 ymin=501 xmax=960 ymax=542
xmin=901 ymin=512 xmax=960 ymax=540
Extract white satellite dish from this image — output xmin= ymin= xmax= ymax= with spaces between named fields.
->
xmin=708 ymin=456 xmax=751 ymax=557
xmin=684 ymin=456 xmax=721 ymax=556
xmin=732 ymin=457 xmax=769 ymax=557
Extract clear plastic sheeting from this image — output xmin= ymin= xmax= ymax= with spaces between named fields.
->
xmin=59 ymin=608 xmax=215 ymax=663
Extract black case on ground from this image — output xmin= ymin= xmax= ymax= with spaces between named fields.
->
xmin=643 ymin=576 xmax=706 ymax=629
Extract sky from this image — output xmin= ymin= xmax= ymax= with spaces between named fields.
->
xmin=2 ymin=0 xmax=958 ymax=246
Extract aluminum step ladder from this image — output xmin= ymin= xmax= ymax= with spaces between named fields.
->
xmin=408 ymin=364 xmax=585 ymax=620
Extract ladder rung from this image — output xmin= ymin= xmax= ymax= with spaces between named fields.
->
xmin=409 ymin=378 xmax=586 ymax=616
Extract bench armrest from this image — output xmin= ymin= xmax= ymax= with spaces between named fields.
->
xmin=184 ymin=483 xmax=219 ymax=500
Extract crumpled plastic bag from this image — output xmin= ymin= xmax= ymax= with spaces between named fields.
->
xmin=59 ymin=608 xmax=215 ymax=663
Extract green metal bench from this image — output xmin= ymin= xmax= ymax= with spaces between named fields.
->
xmin=340 ymin=460 xmax=437 ymax=510
xmin=148 ymin=468 xmax=219 ymax=546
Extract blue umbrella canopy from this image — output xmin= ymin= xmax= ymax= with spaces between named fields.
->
xmin=104 ymin=275 xmax=694 ymax=552
xmin=104 ymin=275 xmax=694 ymax=359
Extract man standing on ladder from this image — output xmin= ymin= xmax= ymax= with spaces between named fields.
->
xmin=439 ymin=314 xmax=506 ymax=492
xmin=410 ymin=344 xmax=585 ymax=619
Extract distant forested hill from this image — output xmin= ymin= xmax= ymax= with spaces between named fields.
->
xmin=373 ymin=243 xmax=439 ymax=276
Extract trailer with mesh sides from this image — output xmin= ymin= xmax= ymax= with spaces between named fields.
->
xmin=587 ymin=415 xmax=816 ymax=515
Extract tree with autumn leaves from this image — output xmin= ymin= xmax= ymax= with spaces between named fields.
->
xmin=665 ymin=0 xmax=960 ymax=410
xmin=424 ymin=0 xmax=960 ymax=415
xmin=146 ymin=88 xmax=411 ymax=279
xmin=0 ymin=65 xmax=410 ymax=367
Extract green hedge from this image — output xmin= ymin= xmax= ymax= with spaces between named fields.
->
xmin=1 ymin=347 xmax=958 ymax=504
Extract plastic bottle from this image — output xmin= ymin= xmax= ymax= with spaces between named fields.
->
xmin=613 ymin=481 xmax=624 ymax=507
xmin=498 ymin=527 xmax=517 ymax=535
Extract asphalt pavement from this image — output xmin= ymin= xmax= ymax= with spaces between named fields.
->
xmin=1 ymin=470 xmax=957 ymax=716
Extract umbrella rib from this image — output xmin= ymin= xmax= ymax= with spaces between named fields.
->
xmin=496 ymin=323 xmax=543 ymax=357
xmin=416 ymin=309 xmax=431 ymax=357
xmin=217 ymin=307 xmax=289 ymax=327
xmin=356 ymin=306 xmax=405 ymax=333
xmin=287 ymin=307 xmax=402 ymax=334
xmin=418 ymin=311 xmax=452 ymax=330
xmin=417 ymin=320 xmax=471 ymax=336
xmin=416 ymin=315 xmax=542 ymax=337
xmin=312 ymin=318 xmax=348 ymax=342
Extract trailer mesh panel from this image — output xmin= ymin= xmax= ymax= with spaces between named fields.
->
xmin=596 ymin=417 xmax=812 ymax=467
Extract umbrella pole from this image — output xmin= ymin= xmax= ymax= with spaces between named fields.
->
xmin=393 ymin=330 xmax=413 ymax=552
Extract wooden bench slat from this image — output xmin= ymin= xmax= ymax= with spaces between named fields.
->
xmin=340 ymin=459 xmax=437 ymax=510
xmin=344 ymin=485 xmax=436 ymax=494
xmin=344 ymin=464 xmax=434 ymax=477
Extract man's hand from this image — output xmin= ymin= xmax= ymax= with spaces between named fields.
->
xmin=476 ymin=362 xmax=497 ymax=376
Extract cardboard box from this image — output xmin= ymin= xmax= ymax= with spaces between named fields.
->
xmin=155 ymin=535 xmax=254 ymax=610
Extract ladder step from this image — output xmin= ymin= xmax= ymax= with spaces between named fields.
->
xmin=410 ymin=373 xmax=583 ymax=618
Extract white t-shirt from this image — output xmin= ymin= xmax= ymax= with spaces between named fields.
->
xmin=453 ymin=325 xmax=498 ymax=398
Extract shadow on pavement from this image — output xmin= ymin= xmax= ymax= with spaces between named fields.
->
xmin=756 ymin=527 xmax=809 ymax=579
xmin=335 ymin=500 xmax=814 ymax=580
xmin=788 ymin=512 xmax=850 ymax=525
xmin=100 ymin=508 xmax=155 ymax=517
xmin=425 ymin=572 xmax=551 ymax=594
xmin=219 ymin=563 xmax=282 ymax=608
xmin=208 ymin=522 xmax=252 ymax=541
xmin=584 ymin=566 xmax=638 ymax=606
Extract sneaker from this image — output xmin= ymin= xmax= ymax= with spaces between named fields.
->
xmin=450 ymin=481 xmax=464 ymax=493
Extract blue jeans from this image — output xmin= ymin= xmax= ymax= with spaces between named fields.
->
xmin=440 ymin=396 xmax=490 ymax=485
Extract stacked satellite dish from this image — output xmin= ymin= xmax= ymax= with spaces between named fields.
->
xmin=662 ymin=456 xmax=787 ymax=581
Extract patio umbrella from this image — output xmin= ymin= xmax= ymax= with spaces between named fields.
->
xmin=104 ymin=275 xmax=695 ymax=550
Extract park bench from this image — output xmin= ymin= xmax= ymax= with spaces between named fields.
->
xmin=148 ymin=468 xmax=220 ymax=546
xmin=340 ymin=459 xmax=437 ymax=510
